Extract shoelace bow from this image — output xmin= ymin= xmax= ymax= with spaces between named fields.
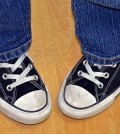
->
xmin=0 ymin=53 xmax=38 ymax=91
xmin=77 ymin=60 xmax=116 ymax=89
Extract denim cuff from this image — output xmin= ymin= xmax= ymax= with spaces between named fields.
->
xmin=0 ymin=39 xmax=31 ymax=62
xmin=72 ymin=0 xmax=120 ymax=65
xmin=0 ymin=0 xmax=31 ymax=62
xmin=87 ymin=0 xmax=120 ymax=9
xmin=82 ymin=49 xmax=120 ymax=65
xmin=0 ymin=22 xmax=31 ymax=62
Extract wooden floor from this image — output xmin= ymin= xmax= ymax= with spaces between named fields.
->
xmin=0 ymin=0 xmax=120 ymax=134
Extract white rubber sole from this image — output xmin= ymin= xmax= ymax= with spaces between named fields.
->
xmin=0 ymin=87 xmax=52 ymax=124
xmin=58 ymin=76 xmax=120 ymax=119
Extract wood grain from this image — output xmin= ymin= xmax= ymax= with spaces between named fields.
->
xmin=0 ymin=0 xmax=119 ymax=134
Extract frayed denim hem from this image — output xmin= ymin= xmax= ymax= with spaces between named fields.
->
xmin=0 ymin=39 xmax=31 ymax=62
xmin=82 ymin=49 xmax=120 ymax=65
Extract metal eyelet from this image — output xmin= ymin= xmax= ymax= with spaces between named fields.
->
xmin=98 ymin=83 xmax=104 ymax=89
xmin=6 ymin=85 xmax=12 ymax=91
xmin=104 ymin=72 xmax=109 ymax=79
xmin=83 ymin=60 xmax=87 ymax=65
xmin=77 ymin=71 xmax=82 ymax=76
xmin=34 ymin=75 xmax=38 ymax=81
xmin=29 ymin=64 xmax=33 ymax=69
xmin=112 ymin=64 xmax=117 ymax=68
xmin=2 ymin=73 xmax=8 ymax=80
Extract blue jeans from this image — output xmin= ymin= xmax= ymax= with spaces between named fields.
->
xmin=72 ymin=0 xmax=120 ymax=65
xmin=0 ymin=0 xmax=31 ymax=62
xmin=1 ymin=0 xmax=120 ymax=65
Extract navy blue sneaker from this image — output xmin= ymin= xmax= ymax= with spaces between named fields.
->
xmin=0 ymin=53 xmax=51 ymax=124
xmin=58 ymin=57 xmax=120 ymax=119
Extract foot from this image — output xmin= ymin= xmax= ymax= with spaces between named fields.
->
xmin=0 ymin=53 xmax=51 ymax=124
xmin=58 ymin=57 xmax=120 ymax=119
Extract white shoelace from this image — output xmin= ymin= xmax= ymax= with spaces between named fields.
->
xmin=77 ymin=60 xmax=116 ymax=89
xmin=0 ymin=53 xmax=38 ymax=91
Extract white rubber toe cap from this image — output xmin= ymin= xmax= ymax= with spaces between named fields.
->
xmin=14 ymin=90 xmax=46 ymax=111
xmin=65 ymin=85 xmax=96 ymax=108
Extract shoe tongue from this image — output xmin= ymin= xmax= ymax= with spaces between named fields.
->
xmin=88 ymin=62 xmax=103 ymax=71
xmin=94 ymin=64 xmax=103 ymax=70
xmin=7 ymin=57 xmax=19 ymax=64
xmin=7 ymin=57 xmax=24 ymax=74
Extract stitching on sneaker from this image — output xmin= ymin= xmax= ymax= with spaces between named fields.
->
xmin=100 ymin=64 xmax=120 ymax=100
xmin=68 ymin=77 xmax=83 ymax=85
xmin=22 ymin=63 xmax=45 ymax=90
xmin=0 ymin=83 xmax=8 ymax=101
xmin=6 ymin=68 xmax=17 ymax=103
xmin=67 ymin=57 xmax=84 ymax=84
xmin=94 ymin=66 xmax=106 ymax=101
